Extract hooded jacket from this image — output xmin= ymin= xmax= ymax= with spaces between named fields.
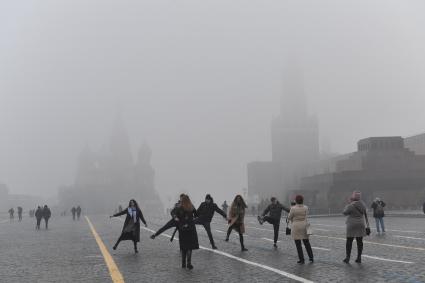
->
xmin=197 ymin=197 xmax=226 ymax=223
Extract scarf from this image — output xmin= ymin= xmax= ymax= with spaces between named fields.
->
xmin=128 ymin=207 xmax=137 ymax=223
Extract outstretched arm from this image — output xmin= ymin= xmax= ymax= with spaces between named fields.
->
xmin=214 ymin=204 xmax=227 ymax=218
xmin=111 ymin=210 xmax=126 ymax=218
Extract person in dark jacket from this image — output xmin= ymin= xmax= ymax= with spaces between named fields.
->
xmin=43 ymin=205 xmax=51 ymax=229
xmin=176 ymin=194 xmax=199 ymax=269
xmin=8 ymin=208 xmax=14 ymax=222
xmin=195 ymin=194 xmax=227 ymax=249
xmin=222 ymin=201 xmax=228 ymax=215
xmin=150 ymin=194 xmax=185 ymax=239
xmin=225 ymin=195 xmax=248 ymax=251
xmin=371 ymin=197 xmax=385 ymax=234
xmin=71 ymin=207 xmax=76 ymax=220
xmin=35 ymin=206 xmax=43 ymax=229
xmin=17 ymin=206 xmax=23 ymax=221
xmin=423 ymin=201 xmax=425 ymax=214
xmin=76 ymin=206 xmax=82 ymax=220
xmin=257 ymin=197 xmax=290 ymax=247
xmin=110 ymin=199 xmax=147 ymax=253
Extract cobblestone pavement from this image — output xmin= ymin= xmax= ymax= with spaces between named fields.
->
xmin=1 ymin=214 xmax=425 ymax=283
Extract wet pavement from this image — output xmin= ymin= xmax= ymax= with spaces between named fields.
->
xmin=1 ymin=214 xmax=425 ymax=282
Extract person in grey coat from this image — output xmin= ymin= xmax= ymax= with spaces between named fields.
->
xmin=342 ymin=191 xmax=369 ymax=264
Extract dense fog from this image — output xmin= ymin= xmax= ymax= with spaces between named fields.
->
xmin=1 ymin=0 xmax=425 ymax=207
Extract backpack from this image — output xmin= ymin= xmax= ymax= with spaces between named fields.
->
xmin=375 ymin=202 xmax=384 ymax=217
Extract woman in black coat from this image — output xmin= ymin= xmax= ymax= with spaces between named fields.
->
xmin=110 ymin=199 xmax=147 ymax=253
xmin=175 ymin=195 xmax=199 ymax=270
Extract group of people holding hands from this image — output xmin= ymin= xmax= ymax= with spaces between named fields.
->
xmin=110 ymin=190 xmax=373 ymax=269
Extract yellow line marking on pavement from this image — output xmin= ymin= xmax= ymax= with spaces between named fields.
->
xmin=85 ymin=216 xmax=125 ymax=283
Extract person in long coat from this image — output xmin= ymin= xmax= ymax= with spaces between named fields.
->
xmin=35 ymin=206 xmax=43 ymax=230
xmin=175 ymin=194 xmax=199 ymax=270
xmin=225 ymin=195 xmax=248 ymax=251
xmin=42 ymin=205 xmax=51 ymax=230
xmin=342 ymin=191 xmax=368 ymax=264
xmin=110 ymin=199 xmax=147 ymax=253
xmin=288 ymin=195 xmax=314 ymax=264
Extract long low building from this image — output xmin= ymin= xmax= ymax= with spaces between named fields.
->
xmin=294 ymin=137 xmax=425 ymax=213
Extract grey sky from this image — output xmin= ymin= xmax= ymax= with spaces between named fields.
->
xmin=1 ymin=0 xmax=425 ymax=204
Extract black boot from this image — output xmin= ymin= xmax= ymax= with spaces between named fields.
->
xmin=240 ymin=234 xmax=248 ymax=251
xmin=187 ymin=250 xmax=193 ymax=270
xmin=134 ymin=241 xmax=138 ymax=253
xmin=355 ymin=238 xmax=363 ymax=263
xmin=295 ymin=240 xmax=304 ymax=264
xmin=304 ymin=240 xmax=314 ymax=263
xmin=181 ymin=250 xmax=187 ymax=268
xmin=343 ymin=238 xmax=353 ymax=264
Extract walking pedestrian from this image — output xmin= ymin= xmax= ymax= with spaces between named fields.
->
xmin=225 ymin=195 xmax=248 ymax=251
xmin=17 ymin=206 xmax=23 ymax=221
xmin=76 ymin=206 xmax=82 ymax=220
xmin=195 ymin=194 xmax=227 ymax=249
xmin=8 ymin=208 xmax=14 ymax=222
xmin=110 ymin=199 xmax=147 ymax=253
xmin=257 ymin=197 xmax=290 ymax=248
xmin=342 ymin=191 xmax=370 ymax=264
xmin=35 ymin=206 xmax=43 ymax=229
xmin=422 ymin=201 xmax=425 ymax=214
xmin=71 ymin=207 xmax=76 ymax=220
xmin=371 ymin=197 xmax=385 ymax=234
xmin=175 ymin=195 xmax=199 ymax=270
xmin=221 ymin=201 xmax=228 ymax=215
xmin=288 ymin=195 xmax=314 ymax=264
xmin=150 ymin=194 xmax=185 ymax=239
xmin=43 ymin=205 xmax=51 ymax=229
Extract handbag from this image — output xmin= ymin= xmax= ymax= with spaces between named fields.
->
xmin=285 ymin=217 xmax=291 ymax=235
xmin=306 ymin=222 xmax=313 ymax=235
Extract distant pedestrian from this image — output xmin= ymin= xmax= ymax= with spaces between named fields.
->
xmin=76 ymin=206 xmax=82 ymax=220
xmin=342 ymin=191 xmax=370 ymax=264
xmin=288 ymin=195 xmax=314 ymax=264
xmin=150 ymin=194 xmax=185 ymax=239
xmin=423 ymin=201 xmax=425 ymax=214
xmin=195 ymin=194 xmax=227 ymax=249
xmin=118 ymin=205 xmax=123 ymax=213
xmin=8 ymin=208 xmax=14 ymax=222
xmin=17 ymin=206 xmax=23 ymax=221
xmin=257 ymin=197 xmax=290 ymax=248
xmin=221 ymin=201 xmax=228 ymax=215
xmin=176 ymin=194 xmax=199 ymax=269
xmin=110 ymin=199 xmax=147 ymax=253
xmin=42 ymin=205 xmax=51 ymax=229
xmin=71 ymin=207 xmax=76 ymax=220
xmin=225 ymin=195 xmax=248 ymax=251
xmin=371 ymin=197 xmax=386 ymax=234
xmin=35 ymin=206 xmax=43 ymax=229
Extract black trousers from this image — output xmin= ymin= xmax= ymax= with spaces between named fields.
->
xmin=194 ymin=219 xmax=215 ymax=247
xmin=294 ymin=239 xmax=313 ymax=261
xmin=44 ymin=218 xmax=49 ymax=229
xmin=36 ymin=218 xmax=42 ymax=229
xmin=226 ymin=223 xmax=245 ymax=249
xmin=346 ymin=237 xmax=363 ymax=259
xmin=264 ymin=216 xmax=280 ymax=243
xmin=154 ymin=219 xmax=177 ymax=237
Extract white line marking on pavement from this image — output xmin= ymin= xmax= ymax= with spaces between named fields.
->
xmin=311 ymin=247 xmax=331 ymax=251
xmin=362 ymin=255 xmax=414 ymax=264
xmin=313 ymin=223 xmax=425 ymax=234
xmin=313 ymin=235 xmax=425 ymax=251
xmin=140 ymin=226 xmax=313 ymax=283
xmin=262 ymin=238 xmax=280 ymax=243
xmin=215 ymin=230 xmax=225 ymax=233
xmin=0 ymin=220 xmax=8 ymax=224
xmin=393 ymin=235 xmax=425 ymax=241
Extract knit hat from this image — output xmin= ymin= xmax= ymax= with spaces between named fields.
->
xmin=351 ymin=191 xmax=361 ymax=201
xmin=205 ymin=194 xmax=213 ymax=201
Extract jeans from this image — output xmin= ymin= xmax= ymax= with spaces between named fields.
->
xmin=375 ymin=217 xmax=385 ymax=233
